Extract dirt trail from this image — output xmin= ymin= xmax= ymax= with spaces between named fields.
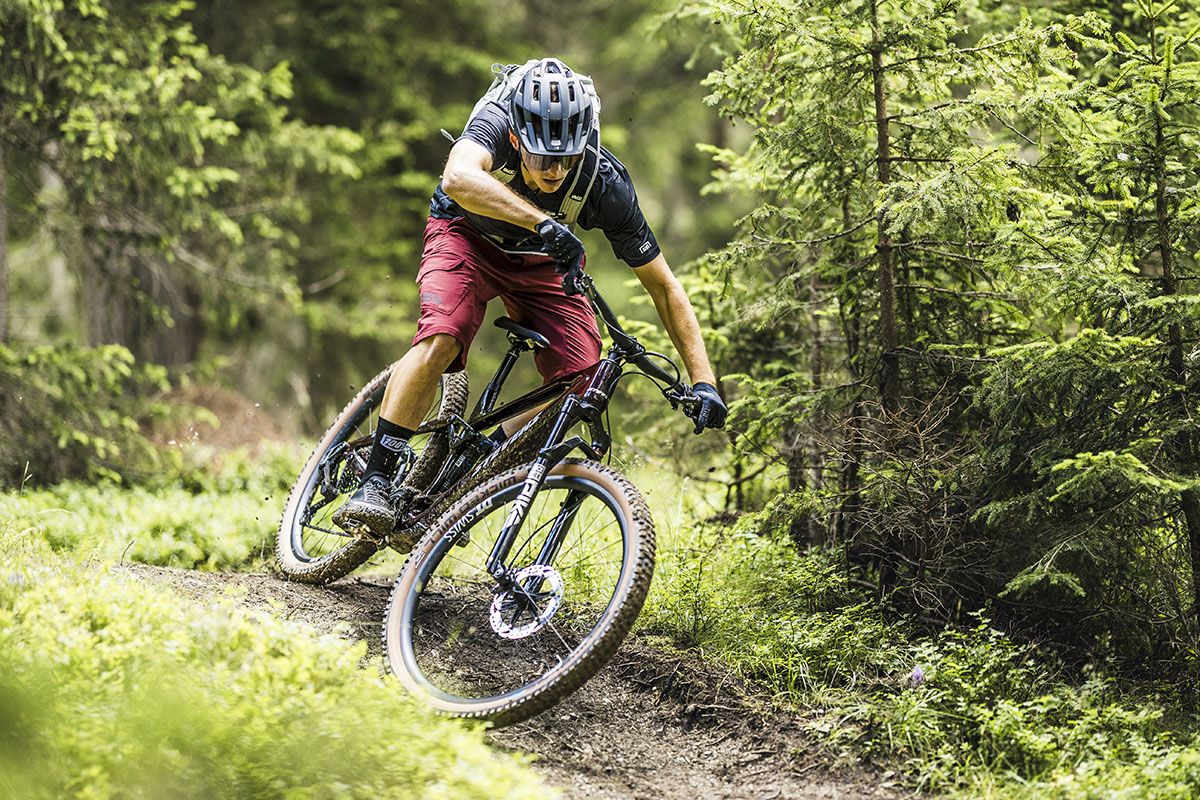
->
xmin=120 ymin=564 xmax=913 ymax=800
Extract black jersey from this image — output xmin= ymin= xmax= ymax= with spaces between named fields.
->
xmin=429 ymin=102 xmax=661 ymax=268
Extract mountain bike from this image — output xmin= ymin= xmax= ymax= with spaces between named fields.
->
xmin=276 ymin=272 xmax=702 ymax=724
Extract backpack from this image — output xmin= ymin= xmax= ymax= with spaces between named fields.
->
xmin=442 ymin=61 xmax=602 ymax=229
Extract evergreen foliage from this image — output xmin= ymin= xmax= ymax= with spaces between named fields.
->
xmin=687 ymin=0 xmax=1200 ymax=675
xmin=962 ymin=2 xmax=1200 ymax=663
xmin=0 ymin=522 xmax=550 ymax=799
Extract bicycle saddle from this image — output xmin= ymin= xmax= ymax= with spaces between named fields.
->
xmin=494 ymin=317 xmax=550 ymax=350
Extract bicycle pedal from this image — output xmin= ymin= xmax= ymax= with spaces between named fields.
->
xmin=336 ymin=517 xmax=387 ymax=544
xmin=387 ymin=526 xmax=424 ymax=553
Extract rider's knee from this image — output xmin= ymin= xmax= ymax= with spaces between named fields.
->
xmin=411 ymin=333 xmax=462 ymax=371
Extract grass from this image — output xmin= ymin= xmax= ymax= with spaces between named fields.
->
xmin=0 ymin=512 xmax=554 ymax=800
xmin=8 ymin=439 xmax=1200 ymax=798
xmin=627 ymin=462 xmax=1200 ymax=799
xmin=0 ymin=440 xmax=561 ymax=798
xmin=0 ymin=442 xmax=301 ymax=571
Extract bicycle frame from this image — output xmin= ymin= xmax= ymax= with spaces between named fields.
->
xmin=398 ymin=273 xmax=694 ymax=591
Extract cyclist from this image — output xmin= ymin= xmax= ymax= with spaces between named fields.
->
xmin=334 ymin=56 xmax=726 ymax=538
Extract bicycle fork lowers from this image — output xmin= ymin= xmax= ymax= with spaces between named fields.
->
xmin=484 ymin=356 xmax=619 ymax=596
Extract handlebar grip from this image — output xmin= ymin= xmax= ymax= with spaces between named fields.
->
xmin=634 ymin=354 xmax=680 ymax=388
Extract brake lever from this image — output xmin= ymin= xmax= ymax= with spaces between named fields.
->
xmin=664 ymin=384 xmax=709 ymax=433
xmin=561 ymin=272 xmax=585 ymax=297
xmin=663 ymin=384 xmax=699 ymax=412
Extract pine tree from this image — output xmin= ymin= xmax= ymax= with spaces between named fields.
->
xmin=688 ymin=0 xmax=1055 ymax=574
xmin=972 ymin=1 xmax=1200 ymax=658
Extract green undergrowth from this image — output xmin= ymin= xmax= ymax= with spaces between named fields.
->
xmin=0 ymin=442 xmax=302 ymax=571
xmin=0 ymin=520 xmax=552 ymax=800
xmin=639 ymin=483 xmax=1200 ymax=799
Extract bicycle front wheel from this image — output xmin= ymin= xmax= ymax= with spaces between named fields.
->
xmin=383 ymin=459 xmax=655 ymax=726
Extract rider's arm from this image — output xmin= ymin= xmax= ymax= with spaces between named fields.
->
xmin=633 ymin=254 xmax=718 ymax=387
xmin=441 ymin=139 xmax=549 ymax=230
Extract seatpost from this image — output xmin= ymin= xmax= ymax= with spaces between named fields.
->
xmin=473 ymin=340 xmax=527 ymax=419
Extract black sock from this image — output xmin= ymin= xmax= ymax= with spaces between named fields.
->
xmin=364 ymin=418 xmax=416 ymax=482
xmin=488 ymin=426 xmax=508 ymax=445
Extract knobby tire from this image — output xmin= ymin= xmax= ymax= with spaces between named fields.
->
xmin=382 ymin=459 xmax=655 ymax=726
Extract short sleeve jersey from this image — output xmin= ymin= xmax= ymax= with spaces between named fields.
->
xmin=429 ymin=102 xmax=661 ymax=268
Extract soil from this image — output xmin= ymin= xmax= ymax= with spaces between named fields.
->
xmin=149 ymin=383 xmax=294 ymax=451
xmin=119 ymin=563 xmax=917 ymax=800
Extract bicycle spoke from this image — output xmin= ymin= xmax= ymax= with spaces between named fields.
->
xmin=278 ymin=371 xmax=468 ymax=585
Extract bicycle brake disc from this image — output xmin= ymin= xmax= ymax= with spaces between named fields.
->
xmin=489 ymin=564 xmax=564 ymax=640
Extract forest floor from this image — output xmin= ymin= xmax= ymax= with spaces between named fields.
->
xmin=119 ymin=563 xmax=917 ymax=800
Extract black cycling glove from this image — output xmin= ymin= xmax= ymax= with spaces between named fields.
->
xmin=558 ymin=259 xmax=584 ymax=296
xmin=535 ymin=218 xmax=586 ymax=296
xmin=535 ymin=218 xmax=584 ymax=267
xmin=687 ymin=382 xmax=727 ymax=434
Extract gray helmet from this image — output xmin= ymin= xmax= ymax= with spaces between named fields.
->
xmin=509 ymin=58 xmax=595 ymax=157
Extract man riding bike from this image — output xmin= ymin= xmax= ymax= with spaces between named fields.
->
xmin=333 ymin=56 xmax=726 ymax=539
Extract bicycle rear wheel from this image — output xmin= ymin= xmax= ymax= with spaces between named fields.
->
xmin=276 ymin=368 xmax=469 ymax=584
xmin=383 ymin=459 xmax=655 ymax=726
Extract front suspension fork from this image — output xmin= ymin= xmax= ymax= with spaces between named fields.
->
xmin=484 ymin=394 xmax=603 ymax=589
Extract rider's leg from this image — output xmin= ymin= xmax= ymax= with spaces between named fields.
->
xmin=336 ymin=217 xmax=496 ymax=538
xmin=333 ymin=334 xmax=461 ymax=538
xmin=360 ymin=333 xmax=462 ymax=482
xmin=380 ymin=333 xmax=463 ymax=429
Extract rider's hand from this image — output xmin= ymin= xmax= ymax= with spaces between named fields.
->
xmin=686 ymin=382 xmax=727 ymax=434
xmin=535 ymin=218 xmax=585 ymax=268
xmin=557 ymin=257 xmax=585 ymax=296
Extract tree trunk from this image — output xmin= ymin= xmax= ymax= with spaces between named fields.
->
xmin=870 ymin=0 xmax=901 ymax=414
xmin=0 ymin=141 xmax=8 ymax=344
xmin=82 ymin=219 xmax=202 ymax=366
xmin=867 ymin=0 xmax=901 ymax=592
xmin=1151 ymin=64 xmax=1200 ymax=623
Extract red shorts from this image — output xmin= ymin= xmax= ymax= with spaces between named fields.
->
xmin=414 ymin=216 xmax=602 ymax=382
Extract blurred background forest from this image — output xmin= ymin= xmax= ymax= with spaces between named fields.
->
xmin=3 ymin=0 xmax=1200 ymax=760
xmin=5 ymin=1 xmax=1200 ymax=796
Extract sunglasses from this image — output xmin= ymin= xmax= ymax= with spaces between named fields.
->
xmin=520 ymin=150 xmax=583 ymax=172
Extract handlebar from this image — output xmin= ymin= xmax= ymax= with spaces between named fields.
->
xmin=567 ymin=271 xmax=705 ymax=424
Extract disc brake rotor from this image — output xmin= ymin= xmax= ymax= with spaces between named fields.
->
xmin=489 ymin=564 xmax=565 ymax=640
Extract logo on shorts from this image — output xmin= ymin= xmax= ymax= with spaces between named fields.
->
xmin=638 ymin=241 xmax=652 ymax=254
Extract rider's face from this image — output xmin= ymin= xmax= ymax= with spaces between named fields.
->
xmin=510 ymin=133 xmax=574 ymax=194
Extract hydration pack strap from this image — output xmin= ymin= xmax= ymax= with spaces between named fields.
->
xmin=559 ymin=129 xmax=601 ymax=228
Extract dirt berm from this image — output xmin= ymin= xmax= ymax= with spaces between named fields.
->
xmin=120 ymin=564 xmax=916 ymax=800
